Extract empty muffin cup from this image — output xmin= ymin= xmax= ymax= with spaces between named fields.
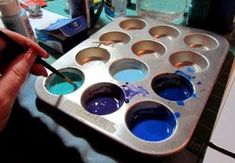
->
xmin=149 ymin=26 xmax=180 ymax=39
xmin=126 ymin=101 xmax=177 ymax=142
xmin=151 ymin=73 xmax=194 ymax=101
xmin=169 ymin=51 xmax=209 ymax=72
xmin=75 ymin=47 xmax=110 ymax=66
xmin=132 ymin=40 xmax=166 ymax=57
xmin=45 ymin=68 xmax=84 ymax=95
xmin=184 ymin=33 xmax=218 ymax=50
xmin=109 ymin=59 xmax=148 ymax=83
xmin=119 ymin=18 xmax=146 ymax=30
xmin=81 ymin=83 xmax=125 ymax=115
xmin=99 ymin=31 xmax=130 ymax=46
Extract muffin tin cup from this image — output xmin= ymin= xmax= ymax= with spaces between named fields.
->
xmin=119 ymin=18 xmax=146 ymax=30
xmin=149 ymin=26 xmax=180 ymax=39
xmin=81 ymin=82 xmax=125 ymax=115
xmin=75 ymin=47 xmax=110 ymax=66
xmin=45 ymin=68 xmax=84 ymax=96
xmin=109 ymin=58 xmax=149 ymax=83
xmin=35 ymin=16 xmax=229 ymax=156
xmin=126 ymin=101 xmax=178 ymax=142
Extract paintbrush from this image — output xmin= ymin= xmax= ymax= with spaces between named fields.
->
xmin=0 ymin=30 xmax=75 ymax=85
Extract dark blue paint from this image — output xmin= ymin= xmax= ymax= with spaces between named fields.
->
xmin=175 ymin=70 xmax=195 ymax=81
xmin=129 ymin=106 xmax=177 ymax=141
xmin=174 ymin=112 xmax=180 ymax=118
xmin=152 ymin=73 xmax=194 ymax=101
xmin=85 ymin=93 xmax=124 ymax=115
xmin=197 ymin=81 xmax=202 ymax=85
xmin=158 ymin=86 xmax=193 ymax=101
xmin=176 ymin=101 xmax=185 ymax=106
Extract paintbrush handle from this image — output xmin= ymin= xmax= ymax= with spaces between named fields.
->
xmin=36 ymin=58 xmax=74 ymax=84
xmin=36 ymin=57 xmax=64 ymax=80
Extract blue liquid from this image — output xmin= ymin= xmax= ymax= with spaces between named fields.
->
xmin=130 ymin=107 xmax=177 ymax=141
xmin=48 ymin=72 xmax=83 ymax=95
xmin=85 ymin=94 xmax=124 ymax=115
xmin=158 ymin=86 xmax=193 ymax=101
xmin=152 ymin=74 xmax=194 ymax=101
xmin=114 ymin=69 xmax=147 ymax=83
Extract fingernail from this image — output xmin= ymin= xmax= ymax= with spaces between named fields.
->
xmin=24 ymin=49 xmax=37 ymax=65
xmin=42 ymin=68 xmax=48 ymax=77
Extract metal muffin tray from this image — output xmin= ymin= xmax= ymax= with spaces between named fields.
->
xmin=35 ymin=16 xmax=229 ymax=156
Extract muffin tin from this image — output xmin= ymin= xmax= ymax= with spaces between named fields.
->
xmin=35 ymin=16 xmax=229 ymax=156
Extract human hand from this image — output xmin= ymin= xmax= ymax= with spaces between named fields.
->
xmin=0 ymin=29 xmax=49 ymax=132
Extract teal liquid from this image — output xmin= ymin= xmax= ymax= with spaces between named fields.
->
xmin=47 ymin=72 xmax=84 ymax=95
xmin=114 ymin=69 xmax=147 ymax=83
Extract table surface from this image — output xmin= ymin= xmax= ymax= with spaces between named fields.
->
xmin=0 ymin=0 xmax=234 ymax=162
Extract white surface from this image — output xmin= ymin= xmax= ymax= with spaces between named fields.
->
xmin=0 ymin=9 xmax=65 ymax=35
xmin=209 ymin=58 xmax=235 ymax=153
xmin=203 ymin=147 xmax=235 ymax=163
xmin=29 ymin=9 xmax=65 ymax=33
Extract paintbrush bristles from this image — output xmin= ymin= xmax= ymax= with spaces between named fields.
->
xmin=63 ymin=76 xmax=75 ymax=85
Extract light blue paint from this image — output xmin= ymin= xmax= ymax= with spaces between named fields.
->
xmin=47 ymin=72 xmax=83 ymax=95
xmin=114 ymin=69 xmax=147 ymax=83
xmin=187 ymin=67 xmax=195 ymax=73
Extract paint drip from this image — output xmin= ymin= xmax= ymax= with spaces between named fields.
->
xmin=122 ymin=83 xmax=149 ymax=102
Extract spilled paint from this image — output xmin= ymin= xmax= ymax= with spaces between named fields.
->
xmin=122 ymin=83 xmax=149 ymax=102
xmin=176 ymin=101 xmax=185 ymax=106
xmin=187 ymin=67 xmax=195 ymax=73
xmin=175 ymin=70 xmax=196 ymax=81
xmin=174 ymin=112 xmax=180 ymax=118
xmin=197 ymin=81 xmax=202 ymax=85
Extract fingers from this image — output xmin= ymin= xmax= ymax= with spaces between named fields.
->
xmin=1 ymin=29 xmax=49 ymax=58
xmin=30 ymin=63 xmax=48 ymax=77
xmin=0 ymin=29 xmax=50 ymax=77
xmin=0 ymin=49 xmax=37 ymax=97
